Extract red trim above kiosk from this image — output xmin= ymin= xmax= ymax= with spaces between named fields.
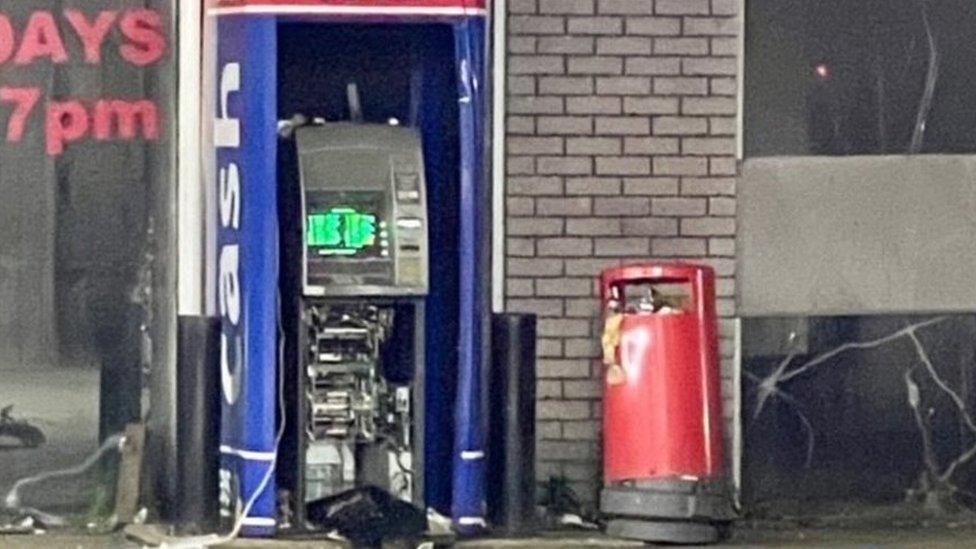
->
xmin=211 ymin=0 xmax=487 ymax=17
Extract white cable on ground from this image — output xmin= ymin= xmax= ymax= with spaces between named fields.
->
xmin=160 ymin=293 xmax=287 ymax=548
xmin=3 ymin=433 xmax=126 ymax=527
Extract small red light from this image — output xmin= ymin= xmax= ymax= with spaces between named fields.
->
xmin=815 ymin=64 xmax=830 ymax=80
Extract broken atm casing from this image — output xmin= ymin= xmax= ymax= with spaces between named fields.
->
xmin=206 ymin=0 xmax=492 ymax=537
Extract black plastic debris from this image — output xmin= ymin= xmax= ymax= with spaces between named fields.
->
xmin=0 ymin=406 xmax=45 ymax=449
xmin=305 ymin=485 xmax=427 ymax=548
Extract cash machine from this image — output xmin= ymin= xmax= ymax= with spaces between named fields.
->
xmin=206 ymin=2 xmax=491 ymax=536
xmin=282 ymin=121 xmax=429 ymax=524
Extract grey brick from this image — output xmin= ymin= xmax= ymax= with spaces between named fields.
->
xmin=652 ymin=197 xmax=706 ymax=216
xmin=564 ymin=337 xmax=601 ymax=358
xmin=595 ymin=237 xmax=650 ymax=256
xmin=538 ymin=36 xmax=596 ymax=54
xmin=507 ymin=278 xmax=534 ymax=296
xmin=508 ymin=156 xmax=535 ymax=174
xmin=508 ymin=96 xmax=565 ymax=114
xmin=653 ymin=116 xmax=708 ymax=135
xmin=567 ymin=96 xmax=622 ymax=114
xmin=710 ymin=77 xmax=737 ymax=95
xmin=507 ymin=116 xmax=535 ymax=134
xmin=537 ymin=156 xmax=593 ymax=175
xmin=652 ymin=237 xmax=707 ymax=256
xmin=654 ymin=156 xmax=708 ymax=175
xmin=564 ymin=461 xmax=600 ymax=481
xmin=710 ymin=116 xmax=736 ymax=135
xmin=681 ymin=217 xmax=735 ymax=235
xmin=623 ymin=97 xmax=679 ymax=115
xmin=712 ymin=0 xmax=738 ymax=16
xmin=538 ymin=400 xmax=591 ymax=419
xmin=508 ymin=76 xmax=536 ymax=94
xmin=595 ymin=196 xmax=651 ymax=215
xmin=625 ymin=56 xmax=682 ymax=75
xmin=537 ymin=439 xmax=598 ymax=460
xmin=597 ymin=37 xmax=653 ymax=55
xmin=595 ymin=116 xmax=650 ymax=135
xmin=682 ymin=57 xmax=737 ymax=75
xmin=507 ymin=197 xmax=535 ymax=216
xmin=568 ymin=56 xmax=624 ymax=75
xmin=715 ymin=275 xmax=735 ymax=296
xmin=653 ymin=76 xmax=708 ymax=95
xmin=626 ymin=16 xmax=681 ymax=35
xmin=508 ymin=176 xmax=564 ymax=195
xmin=566 ymin=137 xmax=622 ymax=155
xmin=510 ymin=54 xmax=565 ymax=74
xmin=711 ymin=37 xmax=738 ymax=55
xmin=508 ymin=36 xmax=538 ymax=54
xmin=563 ymin=420 xmax=601 ymax=439
xmin=563 ymin=379 xmax=603 ymax=399
xmin=539 ymin=0 xmax=595 ymax=13
xmin=709 ymin=196 xmax=736 ymax=215
xmin=508 ymin=298 xmax=564 ymax=316
xmin=538 ymin=318 xmax=592 ymax=337
xmin=655 ymin=0 xmax=709 ymax=14
xmin=654 ymin=37 xmax=709 ymax=55
xmin=681 ymin=177 xmax=735 ymax=196
xmin=717 ymin=297 xmax=735 ymax=316
xmin=682 ymin=136 xmax=735 ymax=155
xmin=567 ymin=301 xmax=602 ymax=322
xmin=537 ymin=380 xmax=563 ymax=399
xmin=623 ymin=136 xmax=679 ymax=154
xmin=567 ymin=217 xmax=622 ymax=235
xmin=567 ymin=16 xmax=623 ymax=34
xmin=509 ymin=136 xmax=564 ymax=155
xmin=537 ymin=420 xmax=563 ymax=439
xmin=507 ymin=237 xmax=535 ymax=256
xmin=709 ymin=237 xmax=735 ymax=256
xmin=537 ymin=116 xmax=593 ymax=134
xmin=623 ymin=176 xmax=679 ymax=194
xmin=710 ymin=157 xmax=738 ymax=175
xmin=566 ymin=259 xmax=619 ymax=277
xmin=598 ymin=0 xmax=653 ymax=14
xmin=538 ymin=237 xmax=594 ymax=256
xmin=509 ymin=0 xmax=538 ymax=12
xmin=537 ymin=197 xmax=593 ymax=215
xmin=508 ymin=257 xmax=565 ymax=276
xmin=596 ymin=156 xmax=651 ymax=175
xmin=536 ymin=460 xmax=564 ymax=479
xmin=539 ymin=76 xmax=594 ymax=95
xmin=621 ymin=217 xmax=679 ymax=236
xmin=700 ymin=257 xmax=735 ymax=276
xmin=508 ymin=217 xmax=564 ymax=235
xmin=682 ymin=96 xmax=737 ymax=114
xmin=510 ymin=16 xmax=566 ymax=35
xmin=683 ymin=16 xmax=739 ymax=36
xmin=536 ymin=356 xmax=590 ymax=379
xmin=537 ymin=277 xmax=594 ymax=296
xmin=566 ymin=176 xmax=623 ymax=194
xmin=596 ymin=76 xmax=652 ymax=95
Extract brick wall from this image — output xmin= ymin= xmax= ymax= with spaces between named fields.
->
xmin=503 ymin=0 xmax=740 ymax=503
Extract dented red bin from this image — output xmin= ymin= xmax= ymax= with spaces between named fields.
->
xmin=598 ymin=263 xmax=732 ymax=544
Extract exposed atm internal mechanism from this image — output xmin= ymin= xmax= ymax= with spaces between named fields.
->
xmin=279 ymin=119 xmax=429 ymax=530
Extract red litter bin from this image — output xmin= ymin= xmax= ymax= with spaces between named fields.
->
xmin=598 ymin=263 xmax=733 ymax=544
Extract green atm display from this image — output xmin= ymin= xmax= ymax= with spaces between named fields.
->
xmin=308 ymin=208 xmax=378 ymax=256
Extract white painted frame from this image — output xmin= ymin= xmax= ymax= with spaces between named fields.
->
xmin=491 ymin=0 xmax=507 ymax=313
xmin=177 ymin=0 xmax=205 ymax=317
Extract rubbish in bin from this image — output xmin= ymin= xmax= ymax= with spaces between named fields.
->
xmin=305 ymin=485 xmax=427 ymax=547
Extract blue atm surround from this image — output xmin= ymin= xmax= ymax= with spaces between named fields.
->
xmin=213 ymin=13 xmax=490 ymax=536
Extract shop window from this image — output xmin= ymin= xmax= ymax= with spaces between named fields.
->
xmin=745 ymin=0 xmax=976 ymax=156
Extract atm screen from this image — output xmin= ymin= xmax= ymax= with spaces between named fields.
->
xmin=306 ymin=192 xmax=388 ymax=258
